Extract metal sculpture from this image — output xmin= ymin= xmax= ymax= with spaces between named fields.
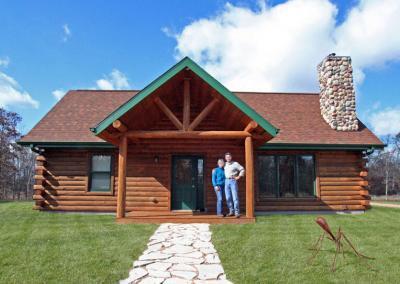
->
xmin=308 ymin=217 xmax=374 ymax=271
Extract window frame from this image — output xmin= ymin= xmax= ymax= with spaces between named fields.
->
xmin=256 ymin=154 xmax=316 ymax=199
xmin=87 ymin=152 xmax=115 ymax=195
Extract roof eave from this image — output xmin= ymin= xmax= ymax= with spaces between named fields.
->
xmin=90 ymin=57 xmax=279 ymax=137
xmin=258 ymin=143 xmax=386 ymax=151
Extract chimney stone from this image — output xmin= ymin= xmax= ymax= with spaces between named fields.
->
xmin=317 ymin=54 xmax=358 ymax=131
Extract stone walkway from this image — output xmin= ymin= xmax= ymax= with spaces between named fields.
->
xmin=120 ymin=223 xmax=232 ymax=284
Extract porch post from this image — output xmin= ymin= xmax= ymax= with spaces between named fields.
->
xmin=245 ymin=136 xmax=254 ymax=218
xmin=117 ymin=135 xmax=128 ymax=218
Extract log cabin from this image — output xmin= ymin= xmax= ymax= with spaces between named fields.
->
xmin=18 ymin=54 xmax=384 ymax=224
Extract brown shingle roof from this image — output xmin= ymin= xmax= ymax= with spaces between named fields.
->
xmin=20 ymin=90 xmax=383 ymax=147
xmin=20 ymin=90 xmax=137 ymax=143
xmin=236 ymin=92 xmax=383 ymax=146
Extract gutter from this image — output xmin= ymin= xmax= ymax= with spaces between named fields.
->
xmin=258 ymin=143 xmax=386 ymax=151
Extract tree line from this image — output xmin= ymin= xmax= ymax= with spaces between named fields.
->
xmin=368 ymin=134 xmax=400 ymax=198
xmin=0 ymin=107 xmax=399 ymax=200
xmin=0 ymin=108 xmax=35 ymax=200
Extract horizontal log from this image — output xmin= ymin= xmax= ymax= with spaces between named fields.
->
xmin=320 ymin=186 xmax=364 ymax=191
xmin=126 ymin=130 xmax=251 ymax=139
xmin=321 ymin=190 xmax=366 ymax=196
xmin=318 ymin=177 xmax=364 ymax=181
xmin=320 ymin=181 xmax=368 ymax=186
xmin=255 ymin=205 xmax=365 ymax=211
xmin=320 ymin=195 xmax=369 ymax=201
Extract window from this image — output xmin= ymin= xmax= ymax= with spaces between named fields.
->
xmin=89 ymin=155 xmax=112 ymax=192
xmin=257 ymin=156 xmax=277 ymax=198
xmin=257 ymin=154 xmax=315 ymax=198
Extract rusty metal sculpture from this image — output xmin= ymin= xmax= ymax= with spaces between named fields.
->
xmin=308 ymin=217 xmax=374 ymax=271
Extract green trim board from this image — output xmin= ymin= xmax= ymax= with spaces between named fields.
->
xmin=258 ymin=143 xmax=385 ymax=151
xmin=90 ymin=57 xmax=279 ymax=137
xmin=17 ymin=141 xmax=115 ymax=149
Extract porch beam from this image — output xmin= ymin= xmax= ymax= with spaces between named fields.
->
xmin=245 ymin=136 xmax=254 ymax=218
xmin=126 ymin=130 xmax=251 ymax=139
xmin=112 ymin=120 xmax=128 ymax=132
xmin=244 ymin=121 xmax=258 ymax=133
xmin=183 ymin=78 xmax=191 ymax=130
xmin=188 ymin=98 xmax=219 ymax=131
xmin=154 ymin=97 xmax=183 ymax=130
xmin=116 ymin=135 xmax=128 ymax=218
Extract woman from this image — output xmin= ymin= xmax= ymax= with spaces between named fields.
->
xmin=212 ymin=158 xmax=225 ymax=217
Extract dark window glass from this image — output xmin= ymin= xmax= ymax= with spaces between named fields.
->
xmin=297 ymin=155 xmax=315 ymax=197
xmin=90 ymin=155 xmax=111 ymax=192
xmin=278 ymin=156 xmax=295 ymax=198
xmin=257 ymin=156 xmax=277 ymax=198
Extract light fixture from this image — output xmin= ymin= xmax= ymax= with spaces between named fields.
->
xmin=154 ymin=155 xmax=160 ymax=164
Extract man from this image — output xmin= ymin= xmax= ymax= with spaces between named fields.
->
xmin=224 ymin=152 xmax=245 ymax=218
xmin=211 ymin=158 xmax=225 ymax=217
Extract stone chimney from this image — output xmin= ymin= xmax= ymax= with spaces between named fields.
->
xmin=317 ymin=54 xmax=358 ymax=131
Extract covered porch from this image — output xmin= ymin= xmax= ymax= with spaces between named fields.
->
xmin=90 ymin=58 xmax=278 ymax=223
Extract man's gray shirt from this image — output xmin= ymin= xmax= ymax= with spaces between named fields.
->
xmin=224 ymin=161 xmax=245 ymax=178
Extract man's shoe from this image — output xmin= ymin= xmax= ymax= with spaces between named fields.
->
xmin=217 ymin=214 xmax=224 ymax=217
xmin=235 ymin=214 xmax=241 ymax=218
xmin=227 ymin=212 xmax=234 ymax=217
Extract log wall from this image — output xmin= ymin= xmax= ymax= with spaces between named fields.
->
xmin=255 ymin=150 xmax=369 ymax=212
xmin=34 ymin=148 xmax=369 ymax=213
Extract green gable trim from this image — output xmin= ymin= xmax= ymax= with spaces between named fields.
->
xmin=91 ymin=57 xmax=279 ymax=137
xmin=258 ymin=143 xmax=385 ymax=151
xmin=17 ymin=141 xmax=115 ymax=149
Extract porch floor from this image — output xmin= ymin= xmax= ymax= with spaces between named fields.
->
xmin=117 ymin=211 xmax=255 ymax=224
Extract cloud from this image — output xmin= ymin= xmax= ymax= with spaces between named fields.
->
xmin=62 ymin=24 xmax=71 ymax=42
xmin=0 ymin=57 xmax=10 ymax=68
xmin=369 ymin=107 xmax=400 ymax=136
xmin=167 ymin=0 xmax=400 ymax=92
xmin=96 ymin=69 xmax=131 ymax=90
xmin=52 ymin=89 xmax=66 ymax=101
xmin=0 ymin=72 xmax=39 ymax=108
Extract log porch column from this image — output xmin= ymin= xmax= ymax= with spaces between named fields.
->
xmin=245 ymin=136 xmax=254 ymax=218
xmin=117 ymin=135 xmax=128 ymax=218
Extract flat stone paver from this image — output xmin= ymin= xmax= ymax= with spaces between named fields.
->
xmin=120 ymin=223 xmax=232 ymax=284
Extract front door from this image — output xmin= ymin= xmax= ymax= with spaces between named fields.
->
xmin=172 ymin=156 xmax=204 ymax=210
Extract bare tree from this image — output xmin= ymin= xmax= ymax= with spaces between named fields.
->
xmin=0 ymin=108 xmax=36 ymax=200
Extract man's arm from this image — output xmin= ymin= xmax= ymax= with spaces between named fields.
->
xmin=235 ymin=162 xmax=245 ymax=178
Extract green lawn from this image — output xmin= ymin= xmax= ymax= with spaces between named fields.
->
xmin=212 ymin=208 xmax=400 ymax=284
xmin=0 ymin=201 xmax=156 ymax=284
xmin=1 ymin=202 xmax=400 ymax=284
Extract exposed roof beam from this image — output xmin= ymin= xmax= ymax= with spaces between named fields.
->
xmin=126 ymin=130 xmax=251 ymax=139
xmin=188 ymin=98 xmax=219 ymax=131
xmin=112 ymin=120 xmax=128 ymax=132
xmin=154 ymin=97 xmax=183 ymax=130
xmin=244 ymin=121 xmax=258 ymax=133
xmin=183 ymin=78 xmax=191 ymax=130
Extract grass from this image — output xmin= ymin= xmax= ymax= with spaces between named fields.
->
xmin=212 ymin=208 xmax=400 ymax=284
xmin=2 ymin=202 xmax=400 ymax=284
xmin=0 ymin=201 xmax=157 ymax=284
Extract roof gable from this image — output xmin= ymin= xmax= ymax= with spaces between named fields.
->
xmin=90 ymin=57 xmax=279 ymax=137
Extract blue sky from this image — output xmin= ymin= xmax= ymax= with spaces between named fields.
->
xmin=0 ymin=0 xmax=399 ymax=137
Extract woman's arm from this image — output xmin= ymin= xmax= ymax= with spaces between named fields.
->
xmin=212 ymin=169 xmax=217 ymax=187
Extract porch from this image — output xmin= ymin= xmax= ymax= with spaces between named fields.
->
xmin=117 ymin=210 xmax=255 ymax=224
xmin=91 ymin=58 xmax=278 ymax=223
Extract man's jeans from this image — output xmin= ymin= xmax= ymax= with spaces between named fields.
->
xmin=225 ymin=178 xmax=240 ymax=215
xmin=214 ymin=186 xmax=224 ymax=215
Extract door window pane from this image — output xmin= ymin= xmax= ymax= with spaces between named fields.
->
xmin=297 ymin=155 xmax=315 ymax=197
xmin=257 ymin=156 xmax=277 ymax=198
xmin=279 ymin=156 xmax=295 ymax=198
